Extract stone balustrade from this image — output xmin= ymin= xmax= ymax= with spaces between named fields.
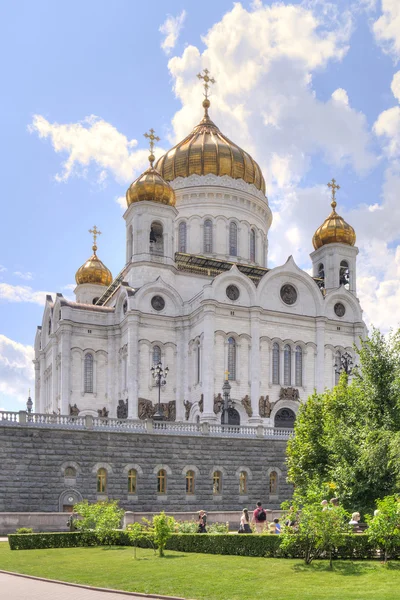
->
xmin=0 ymin=410 xmax=293 ymax=439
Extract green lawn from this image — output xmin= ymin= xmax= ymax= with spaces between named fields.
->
xmin=0 ymin=542 xmax=399 ymax=600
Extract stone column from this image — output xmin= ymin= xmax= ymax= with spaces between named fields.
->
xmin=127 ymin=315 xmax=139 ymax=419
xmin=107 ymin=331 xmax=117 ymax=413
xmin=316 ymin=318 xmax=326 ymax=393
xmin=201 ymin=305 xmax=216 ymax=422
xmin=51 ymin=341 xmax=58 ymax=413
xmin=175 ymin=321 xmax=185 ymax=421
xmin=249 ymin=309 xmax=261 ymax=422
xmin=34 ymin=359 xmax=40 ymax=413
xmin=60 ymin=327 xmax=72 ymax=414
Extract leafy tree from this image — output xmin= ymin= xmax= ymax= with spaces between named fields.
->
xmin=366 ymin=495 xmax=400 ymax=563
xmin=126 ymin=522 xmax=152 ymax=559
xmin=73 ymin=500 xmax=124 ymax=544
xmin=150 ymin=512 xmax=176 ymax=557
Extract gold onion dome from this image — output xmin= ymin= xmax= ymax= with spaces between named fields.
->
xmin=75 ymin=226 xmax=113 ymax=287
xmin=312 ymin=179 xmax=356 ymax=250
xmin=126 ymin=128 xmax=176 ymax=207
xmin=154 ymin=70 xmax=266 ymax=194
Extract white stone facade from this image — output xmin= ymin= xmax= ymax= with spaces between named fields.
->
xmin=34 ymin=174 xmax=365 ymax=426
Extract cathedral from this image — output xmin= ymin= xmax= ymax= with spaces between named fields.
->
xmin=33 ymin=70 xmax=365 ymax=430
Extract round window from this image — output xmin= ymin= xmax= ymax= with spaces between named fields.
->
xmin=67 ymin=496 xmax=74 ymax=503
xmin=334 ymin=302 xmax=346 ymax=317
xmin=151 ymin=295 xmax=165 ymax=311
xmin=280 ymin=284 xmax=297 ymax=305
xmin=226 ymin=285 xmax=240 ymax=301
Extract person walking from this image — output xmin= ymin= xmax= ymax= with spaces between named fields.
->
xmin=197 ymin=510 xmax=207 ymax=533
xmin=252 ymin=501 xmax=267 ymax=533
xmin=238 ymin=508 xmax=252 ymax=533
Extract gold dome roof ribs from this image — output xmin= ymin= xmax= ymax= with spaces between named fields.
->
xmin=75 ymin=226 xmax=113 ymax=287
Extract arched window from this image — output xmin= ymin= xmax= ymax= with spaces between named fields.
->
xmin=295 ymin=346 xmax=303 ymax=387
xmin=186 ymin=470 xmax=195 ymax=495
xmin=250 ymin=229 xmax=256 ymax=262
xmin=48 ymin=319 xmax=52 ymax=335
xmin=318 ymin=263 xmax=325 ymax=289
xmin=269 ymin=471 xmax=278 ymax=495
xmin=65 ymin=466 xmax=76 ymax=478
xmin=128 ymin=469 xmax=137 ymax=494
xmin=239 ymin=471 xmax=247 ymax=495
xmin=84 ymin=353 xmax=94 ymax=393
xmin=97 ymin=468 xmax=107 ymax=493
xmin=272 ymin=343 xmax=280 ymax=385
xmin=227 ymin=337 xmax=236 ymax=381
xmin=150 ymin=222 xmax=164 ymax=255
xmin=339 ymin=260 xmax=349 ymax=288
xmin=213 ymin=471 xmax=222 ymax=495
xmin=229 ymin=222 xmax=238 ymax=256
xmin=178 ymin=222 xmax=187 ymax=253
xmin=284 ymin=344 xmax=291 ymax=386
xmin=196 ymin=343 xmax=201 ymax=384
xmin=204 ymin=219 xmax=213 ymax=253
xmin=157 ymin=469 xmax=167 ymax=494
xmin=152 ymin=345 xmax=161 ymax=366
xmin=335 ymin=351 xmax=342 ymax=385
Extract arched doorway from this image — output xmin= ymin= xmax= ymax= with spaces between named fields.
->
xmin=274 ymin=407 xmax=296 ymax=429
xmin=58 ymin=489 xmax=83 ymax=512
xmin=221 ymin=408 xmax=240 ymax=426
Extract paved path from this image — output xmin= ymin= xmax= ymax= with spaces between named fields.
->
xmin=0 ymin=572 xmax=185 ymax=600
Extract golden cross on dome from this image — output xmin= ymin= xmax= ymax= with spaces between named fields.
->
xmin=197 ymin=68 xmax=216 ymax=99
xmin=144 ymin=128 xmax=160 ymax=167
xmin=89 ymin=225 xmax=101 ymax=251
xmin=327 ymin=178 xmax=340 ymax=209
xmin=224 ymin=370 xmax=230 ymax=381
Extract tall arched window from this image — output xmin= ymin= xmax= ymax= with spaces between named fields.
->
xmin=97 ymin=468 xmax=107 ymax=493
xmin=84 ymin=353 xmax=94 ymax=393
xmin=318 ymin=263 xmax=325 ymax=289
xmin=239 ymin=471 xmax=247 ymax=495
xmin=335 ymin=351 xmax=342 ymax=385
xmin=186 ymin=470 xmax=195 ymax=495
xmin=229 ymin=222 xmax=238 ymax=256
xmin=272 ymin=343 xmax=280 ymax=384
xmin=227 ymin=337 xmax=236 ymax=381
xmin=178 ymin=221 xmax=187 ymax=253
xmin=128 ymin=469 xmax=137 ymax=494
xmin=150 ymin=222 xmax=164 ymax=255
xmin=204 ymin=219 xmax=213 ymax=253
xmin=213 ymin=471 xmax=222 ymax=495
xmin=157 ymin=469 xmax=167 ymax=494
xmin=339 ymin=260 xmax=349 ymax=288
xmin=295 ymin=346 xmax=303 ymax=387
xmin=269 ymin=471 xmax=278 ymax=495
xmin=284 ymin=345 xmax=291 ymax=386
xmin=48 ymin=319 xmax=52 ymax=335
xmin=152 ymin=345 xmax=161 ymax=366
xmin=250 ymin=229 xmax=256 ymax=262
xmin=196 ymin=343 xmax=201 ymax=384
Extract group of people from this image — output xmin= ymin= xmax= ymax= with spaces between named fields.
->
xmin=197 ymin=502 xmax=281 ymax=535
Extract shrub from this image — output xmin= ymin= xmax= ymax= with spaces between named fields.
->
xmin=175 ymin=520 xmax=198 ymax=534
xmin=165 ymin=533 xmax=282 ymax=557
xmin=151 ymin=512 xmax=176 ymax=557
xmin=15 ymin=527 xmax=33 ymax=534
xmin=366 ymin=495 xmax=400 ymax=562
xmin=207 ymin=522 xmax=229 ymax=534
xmin=73 ymin=499 xmax=124 ymax=545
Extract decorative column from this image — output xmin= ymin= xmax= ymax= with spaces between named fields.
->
xmin=107 ymin=331 xmax=117 ymax=413
xmin=315 ymin=318 xmax=326 ymax=393
xmin=51 ymin=341 xmax=58 ymax=413
xmin=60 ymin=327 xmax=72 ymax=414
xmin=249 ymin=309 xmax=261 ymax=422
xmin=175 ymin=321 xmax=186 ymax=421
xmin=33 ymin=359 xmax=40 ymax=413
xmin=127 ymin=315 xmax=139 ymax=419
xmin=201 ymin=304 xmax=216 ymax=422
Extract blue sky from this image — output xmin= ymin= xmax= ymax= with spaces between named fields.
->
xmin=1 ymin=0 xmax=400 ymax=411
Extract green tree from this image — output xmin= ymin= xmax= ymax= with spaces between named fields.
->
xmin=73 ymin=500 xmax=124 ymax=544
xmin=126 ymin=522 xmax=152 ymax=559
xmin=151 ymin=512 xmax=176 ymax=557
xmin=366 ymin=495 xmax=400 ymax=563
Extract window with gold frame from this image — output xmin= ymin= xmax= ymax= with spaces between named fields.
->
xmin=97 ymin=468 xmax=107 ymax=493
xmin=128 ymin=469 xmax=137 ymax=494
xmin=269 ymin=471 xmax=278 ymax=495
xmin=239 ymin=471 xmax=247 ymax=495
xmin=213 ymin=471 xmax=222 ymax=495
xmin=157 ymin=469 xmax=167 ymax=494
xmin=186 ymin=470 xmax=195 ymax=495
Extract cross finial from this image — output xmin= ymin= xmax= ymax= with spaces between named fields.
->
xmin=327 ymin=178 xmax=340 ymax=210
xmin=224 ymin=370 xmax=229 ymax=381
xmin=197 ymin=68 xmax=216 ymax=116
xmin=89 ymin=225 xmax=101 ymax=252
xmin=144 ymin=128 xmax=160 ymax=167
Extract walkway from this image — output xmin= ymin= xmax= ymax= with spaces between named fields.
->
xmin=0 ymin=572 xmax=185 ymax=600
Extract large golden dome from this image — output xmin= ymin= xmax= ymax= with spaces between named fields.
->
xmin=75 ymin=227 xmax=113 ymax=287
xmin=313 ymin=189 xmax=356 ymax=250
xmin=126 ymin=166 xmax=176 ymax=207
xmin=154 ymin=100 xmax=266 ymax=194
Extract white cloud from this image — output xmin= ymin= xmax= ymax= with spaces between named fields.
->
xmin=28 ymin=114 xmax=155 ymax=184
xmin=373 ymin=0 xmax=400 ymax=60
xmin=0 ymin=265 xmax=6 ymax=273
xmin=159 ymin=10 xmax=186 ymax=55
xmin=0 ymin=283 xmax=52 ymax=305
xmin=115 ymin=195 xmax=127 ymax=210
xmin=14 ymin=271 xmax=34 ymax=281
xmin=0 ymin=335 xmax=34 ymax=404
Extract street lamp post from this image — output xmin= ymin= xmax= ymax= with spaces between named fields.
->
xmin=151 ymin=362 xmax=169 ymax=421
xmin=222 ymin=370 xmax=233 ymax=426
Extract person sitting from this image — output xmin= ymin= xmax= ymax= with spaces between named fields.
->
xmin=330 ymin=497 xmax=339 ymax=507
xmin=238 ymin=508 xmax=252 ymax=533
xmin=321 ymin=499 xmax=329 ymax=511
xmin=269 ymin=518 xmax=281 ymax=534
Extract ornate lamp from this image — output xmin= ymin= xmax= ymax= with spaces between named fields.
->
xmin=151 ymin=362 xmax=169 ymax=421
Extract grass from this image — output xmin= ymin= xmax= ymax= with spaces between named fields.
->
xmin=1 ymin=542 xmax=400 ymax=600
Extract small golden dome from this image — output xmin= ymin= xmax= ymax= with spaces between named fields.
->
xmin=312 ymin=181 xmax=356 ymax=250
xmin=75 ymin=226 xmax=113 ymax=287
xmin=126 ymin=166 xmax=176 ymax=207
xmin=154 ymin=105 xmax=266 ymax=194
